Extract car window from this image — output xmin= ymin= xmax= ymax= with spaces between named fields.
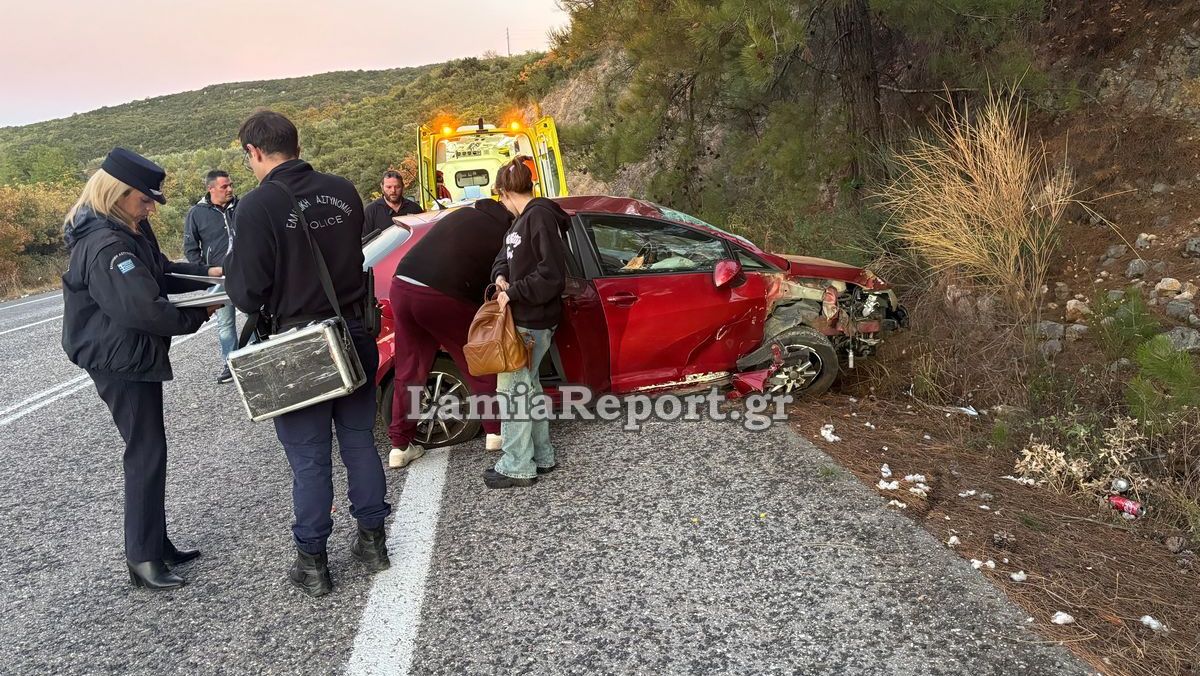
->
xmin=584 ymin=216 xmax=729 ymax=276
xmin=653 ymin=203 xmax=757 ymax=249
xmin=362 ymin=225 xmax=413 ymax=270
xmin=737 ymin=249 xmax=770 ymax=270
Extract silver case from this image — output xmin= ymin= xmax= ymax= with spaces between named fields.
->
xmin=227 ymin=319 xmax=366 ymax=422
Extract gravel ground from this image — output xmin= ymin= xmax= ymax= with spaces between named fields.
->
xmin=0 ymin=302 xmax=1090 ymax=675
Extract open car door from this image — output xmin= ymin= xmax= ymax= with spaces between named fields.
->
xmin=416 ymin=123 xmax=437 ymax=211
xmin=533 ymin=116 xmax=569 ymax=199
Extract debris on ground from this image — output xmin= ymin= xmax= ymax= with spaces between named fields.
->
xmin=1001 ymin=474 xmax=1037 ymax=486
xmin=909 ymin=485 xmax=930 ymax=498
xmin=971 ymin=559 xmax=997 ymax=570
xmin=947 ymin=535 xmax=961 ymax=547
xmin=992 ymin=531 xmax=1016 ymax=549
xmin=1140 ymin=615 xmax=1167 ymax=633
xmin=958 ymin=489 xmax=977 ymax=498
xmin=904 ymin=473 xmax=927 ymax=483
xmin=880 ymin=463 xmax=892 ymax=478
xmin=819 ymin=424 xmax=841 ymax=442
xmin=886 ymin=499 xmax=907 ymax=510
xmin=878 ymin=479 xmax=899 ymax=490
xmin=1011 ymin=571 xmax=1028 ymax=582
xmin=1051 ymin=611 xmax=1076 ymax=625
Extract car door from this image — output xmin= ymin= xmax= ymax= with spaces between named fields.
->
xmin=580 ymin=213 xmax=768 ymax=393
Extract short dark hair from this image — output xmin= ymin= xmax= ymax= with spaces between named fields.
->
xmin=238 ymin=110 xmax=299 ymax=158
xmin=381 ymin=170 xmax=404 ymax=184
xmin=205 ymin=170 xmax=229 ymax=187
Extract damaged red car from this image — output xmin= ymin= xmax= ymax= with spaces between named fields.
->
xmin=362 ymin=196 xmax=906 ymax=447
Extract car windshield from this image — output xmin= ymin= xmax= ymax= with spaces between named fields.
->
xmin=653 ymin=204 xmax=757 ymax=249
xmin=362 ymin=225 xmax=412 ymax=270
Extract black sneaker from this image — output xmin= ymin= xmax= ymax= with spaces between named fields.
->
xmin=483 ymin=468 xmax=535 ymax=489
xmin=535 ymin=465 xmax=557 ymax=475
xmin=217 ymin=366 xmax=233 ymax=384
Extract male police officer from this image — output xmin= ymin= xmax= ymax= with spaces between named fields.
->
xmin=361 ymin=170 xmax=422 ymax=239
xmin=183 ymin=169 xmax=238 ymax=382
xmin=224 ymin=111 xmax=391 ymax=597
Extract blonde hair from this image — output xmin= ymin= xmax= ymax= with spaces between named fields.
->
xmin=64 ymin=169 xmax=137 ymax=230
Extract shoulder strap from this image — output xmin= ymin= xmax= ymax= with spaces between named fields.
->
xmin=267 ymin=180 xmax=344 ymax=323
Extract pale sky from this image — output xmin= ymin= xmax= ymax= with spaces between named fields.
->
xmin=0 ymin=0 xmax=569 ymax=127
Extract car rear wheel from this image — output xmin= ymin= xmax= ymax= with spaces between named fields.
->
xmin=379 ymin=356 xmax=481 ymax=448
xmin=763 ymin=327 xmax=839 ymax=396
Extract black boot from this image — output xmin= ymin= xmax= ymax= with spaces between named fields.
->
xmin=163 ymin=541 xmax=201 ymax=567
xmin=127 ymin=560 xmax=186 ymax=590
xmin=350 ymin=525 xmax=391 ymax=573
xmin=288 ymin=549 xmax=333 ymax=597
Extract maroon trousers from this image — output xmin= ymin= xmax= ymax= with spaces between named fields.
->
xmin=388 ymin=277 xmax=500 ymax=448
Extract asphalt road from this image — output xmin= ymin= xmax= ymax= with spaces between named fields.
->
xmin=0 ymin=289 xmax=1090 ymax=675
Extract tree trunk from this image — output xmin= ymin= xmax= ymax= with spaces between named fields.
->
xmin=833 ymin=0 xmax=885 ymax=182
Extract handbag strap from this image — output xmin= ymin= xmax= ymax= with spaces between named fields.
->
xmin=267 ymin=180 xmax=345 ymax=325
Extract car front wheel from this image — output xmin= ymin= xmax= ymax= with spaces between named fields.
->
xmin=762 ymin=326 xmax=839 ymax=396
xmin=379 ymin=356 xmax=481 ymax=448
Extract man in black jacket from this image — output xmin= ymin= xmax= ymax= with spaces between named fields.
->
xmin=362 ymin=170 xmax=422 ymax=239
xmin=183 ymin=169 xmax=239 ymax=382
xmin=225 ymin=111 xmax=391 ymax=597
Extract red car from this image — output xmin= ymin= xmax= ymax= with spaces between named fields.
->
xmin=362 ymin=196 xmax=905 ymax=447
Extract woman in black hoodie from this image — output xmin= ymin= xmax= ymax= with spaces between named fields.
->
xmin=486 ymin=156 xmax=572 ymax=489
xmin=61 ymin=148 xmax=220 ymax=590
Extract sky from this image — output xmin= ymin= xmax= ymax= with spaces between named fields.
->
xmin=0 ymin=0 xmax=569 ymax=127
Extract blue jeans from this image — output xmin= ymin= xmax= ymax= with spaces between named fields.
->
xmin=211 ymin=284 xmax=238 ymax=359
xmin=494 ymin=326 xmax=556 ymax=480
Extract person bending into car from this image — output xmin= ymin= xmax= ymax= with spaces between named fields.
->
xmin=61 ymin=148 xmax=222 ymax=590
xmin=487 ymin=156 xmax=571 ymax=489
xmin=386 ymin=199 xmax=512 ymax=467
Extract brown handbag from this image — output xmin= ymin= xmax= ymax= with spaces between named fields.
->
xmin=464 ymin=286 xmax=532 ymax=376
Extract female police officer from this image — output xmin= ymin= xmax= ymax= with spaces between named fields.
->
xmin=62 ymin=148 xmax=221 ymax=590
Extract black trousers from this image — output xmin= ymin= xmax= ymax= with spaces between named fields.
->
xmin=93 ymin=376 xmax=172 ymax=562
xmin=272 ymin=320 xmax=391 ymax=554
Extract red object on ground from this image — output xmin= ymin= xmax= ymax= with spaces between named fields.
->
xmin=1107 ymin=495 xmax=1144 ymax=517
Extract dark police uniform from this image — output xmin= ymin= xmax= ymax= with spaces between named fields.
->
xmin=61 ymin=149 xmax=211 ymax=573
xmin=225 ymin=159 xmax=390 ymax=556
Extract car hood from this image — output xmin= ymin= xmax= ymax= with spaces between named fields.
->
xmin=771 ymin=254 xmax=889 ymax=291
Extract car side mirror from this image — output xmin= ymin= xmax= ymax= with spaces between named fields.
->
xmin=713 ymin=259 xmax=744 ymax=289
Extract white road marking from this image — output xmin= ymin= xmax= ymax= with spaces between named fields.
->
xmin=0 ymin=294 xmax=60 ymax=312
xmin=0 ymin=315 xmax=63 ymax=337
xmin=0 ymin=324 xmax=214 ymax=428
xmin=346 ymin=447 xmax=451 ymax=676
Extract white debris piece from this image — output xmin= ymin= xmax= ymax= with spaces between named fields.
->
xmin=970 ymin=559 xmax=995 ymax=570
xmin=877 ymin=479 xmax=899 ymax=490
xmin=904 ymin=474 xmax=927 ymax=483
xmin=947 ymin=535 xmax=961 ymax=547
xmin=882 ymin=446 xmax=889 ymax=451
xmin=923 ymin=434 xmax=932 ymax=440
xmin=979 ymin=505 xmax=992 ymax=511
xmin=909 ymin=486 xmax=929 ymax=498
xmin=1140 ymin=615 xmax=1166 ymax=633
xmin=819 ymin=424 xmax=841 ymax=442
xmin=958 ymin=490 xmax=977 ymax=498
xmin=1051 ymin=611 xmax=1075 ymax=625
xmin=886 ymin=499 xmax=907 ymax=510
xmin=864 ymin=421 xmax=876 ymax=429
xmin=1010 ymin=571 xmax=1028 ymax=582
xmin=1001 ymin=475 xmax=1037 ymax=486
xmin=880 ymin=463 xmax=892 ymax=478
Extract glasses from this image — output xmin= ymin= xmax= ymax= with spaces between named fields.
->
xmin=241 ymin=148 xmax=251 ymax=171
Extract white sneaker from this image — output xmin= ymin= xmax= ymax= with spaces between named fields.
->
xmin=388 ymin=444 xmax=425 ymax=468
xmin=485 ymin=434 xmax=503 ymax=451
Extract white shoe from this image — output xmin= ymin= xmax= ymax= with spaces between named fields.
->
xmin=388 ymin=444 xmax=425 ymax=468
xmin=485 ymin=434 xmax=503 ymax=451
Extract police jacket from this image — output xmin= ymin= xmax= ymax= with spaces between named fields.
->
xmin=225 ymin=160 xmax=367 ymax=329
xmin=183 ymin=194 xmax=237 ymax=266
xmin=61 ymin=208 xmax=210 ymax=382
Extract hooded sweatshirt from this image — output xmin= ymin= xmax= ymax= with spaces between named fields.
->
xmin=393 ymin=199 xmax=513 ymax=305
xmin=490 ymin=197 xmax=572 ymax=329
xmin=61 ymin=208 xmax=210 ymax=381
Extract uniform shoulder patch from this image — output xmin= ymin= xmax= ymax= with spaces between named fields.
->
xmin=108 ymin=252 xmax=138 ymax=274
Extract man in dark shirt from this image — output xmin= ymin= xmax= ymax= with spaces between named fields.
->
xmin=362 ymin=170 xmax=422 ymax=238
xmin=225 ymin=111 xmax=391 ymax=598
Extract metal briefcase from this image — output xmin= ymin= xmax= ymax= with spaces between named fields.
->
xmin=227 ymin=318 xmax=366 ymax=422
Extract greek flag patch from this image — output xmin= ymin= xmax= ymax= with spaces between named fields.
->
xmin=117 ymin=259 xmax=136 ymax=275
